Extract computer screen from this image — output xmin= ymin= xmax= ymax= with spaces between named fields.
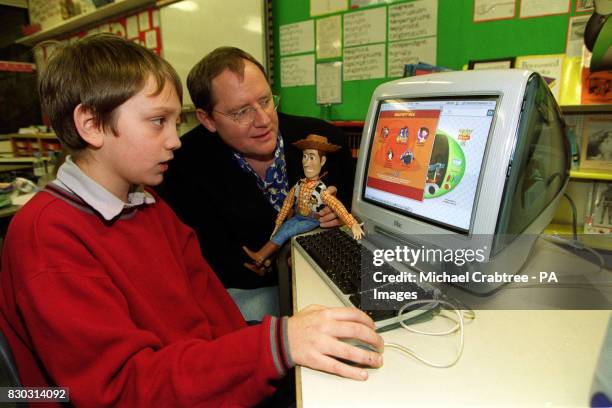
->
xmin=363 ymin=97 xmax=498 ymax=234
xmin=352 ymin=70 xmax=570 ymax=294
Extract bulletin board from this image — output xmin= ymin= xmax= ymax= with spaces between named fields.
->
xmin=271 ymin=0 xmax=590 ymax=121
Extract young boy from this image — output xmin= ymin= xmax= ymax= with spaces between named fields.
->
xmin=0 ymin=34 xmax=382 ymax=406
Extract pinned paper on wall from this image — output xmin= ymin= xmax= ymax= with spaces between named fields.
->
xmin=145 ymin=30 xmax=158 ymax=50
xmin=138 ymin=11 xmax=151 ymax=31
xmin=516 ymin=54 xmax=565 ymax=99
xmin=280 ymin=20 xmax=315 ymax=56
xmin=519 ymin=0 xmax=569 ymax=18
xmin=468 ymin=58 xmax=515 ymax=70
xmin=126 ymin=15 xmax=139 ymax=39
xmin=281 ymin=54 xmax=315 ymax=87
xmin=473 ymin=0 xmax=516 ymax=22
xmin=351 ymin=0 xmax=403 ymax=7
xmin=576 ymin=0 xmax=595 ymax=12
xmin=566 ymin=15 xmax=590 ymax=58
xmin=388 ymin=0 xmax=437 ymax=42
xmin=344 ymin=43 xmax=386 ymax=81
xmin=350 ymin=0 xmax=381 ymax=6
xmin=343 ymin=6 xmax=386 ymax=47
xmin=317 ymin=62 xmax=342 ymax=104
xmin=316 ymin=15 xmax=342 ymax=59
xmin=60 ymin=8 xmax=162 ymax=56
xmin=152 ymin=10 xmax=159 ymax=28
xmin=388 ymin=37 xmax=436 ymax=77
xmin=311 ymin=0 xmax=348 ymax=17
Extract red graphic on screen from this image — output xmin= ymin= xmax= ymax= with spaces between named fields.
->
xmin=367 ymin=109 xmax=441 ymax=201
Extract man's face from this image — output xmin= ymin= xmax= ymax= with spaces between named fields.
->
xmin=200 ymin=60 xmax=278 ymax=161
xmin=302 ymin=149 xmax=326 ymax=180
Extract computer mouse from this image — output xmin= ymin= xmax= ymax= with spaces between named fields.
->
xmin=338 ymin=339 xmax=383 ymax=368
xmin=343 ymin=338 xmax=382 ymax=352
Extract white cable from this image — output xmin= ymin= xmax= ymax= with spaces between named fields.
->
xmin=400 ymin=305 xmax=474 ymax=336
xmin=384 ymin=299 xmax=472 ymax=368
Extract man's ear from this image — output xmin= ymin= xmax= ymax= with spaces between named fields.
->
xmin=320 ymin=155 xmax=327 ymax=168
xmin=196 ymin=108 xmax=217 ymax=133
xmin=73 ymin=104 xmax=104 ymax=148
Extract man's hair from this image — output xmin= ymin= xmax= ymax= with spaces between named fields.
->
xmin=39 ymin=33 xmax=183 ymax=153
xmin=187 ymin=46 xmax=267 ymax=113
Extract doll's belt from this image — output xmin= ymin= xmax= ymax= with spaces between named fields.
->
xmin=297 ymin=209 xmax=317 ymax=218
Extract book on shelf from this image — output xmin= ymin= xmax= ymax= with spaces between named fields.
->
xmin=403 ymin=62 xmax=453 ymax=78
xmin=581 ymin=68 xmax=612 ymax=105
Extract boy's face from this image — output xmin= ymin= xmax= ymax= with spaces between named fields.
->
xmin=201 ymin=60 xmax=279 ymax=162
xmin=97 ymin=75 xmax=181 ymax=199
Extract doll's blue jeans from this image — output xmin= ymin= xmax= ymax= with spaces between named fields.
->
xmin=271 ymin=214 xmax=320 ymax=246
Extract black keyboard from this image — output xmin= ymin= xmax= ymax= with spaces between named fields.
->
xmin=295 ymin=228 xmax=435 ymax=324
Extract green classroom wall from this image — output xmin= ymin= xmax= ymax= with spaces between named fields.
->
xmin=271 ymin=0 xmax=588 ymax=121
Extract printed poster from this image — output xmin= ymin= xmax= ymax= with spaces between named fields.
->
xmin=516 ymin=54 xmax=565 ymax=99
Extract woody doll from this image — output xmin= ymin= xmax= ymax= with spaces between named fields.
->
xmin=243 ymin=134 xmax=364 ymax=273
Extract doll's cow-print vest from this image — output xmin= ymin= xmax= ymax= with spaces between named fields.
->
xmin=294 ymin=180 xmax=327 ymax=216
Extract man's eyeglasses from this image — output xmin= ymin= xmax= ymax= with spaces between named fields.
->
xmin=214 ymin=94 xmax=281 ymax=126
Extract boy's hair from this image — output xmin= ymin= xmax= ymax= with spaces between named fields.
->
xmin=187 ymin=46 xmax=267 ymax=114
xmin=39 ymin=33 xmax=183 ymax=153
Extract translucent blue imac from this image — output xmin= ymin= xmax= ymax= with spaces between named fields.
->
xmin=352 ymin=69 xmax=571 ymax=294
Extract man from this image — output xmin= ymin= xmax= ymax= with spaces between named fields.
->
xmin=158 ymin=47 xmax=355 ymax=318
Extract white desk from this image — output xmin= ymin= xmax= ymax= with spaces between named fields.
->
xmin=292 ymin=238 xmax=611 ymax=407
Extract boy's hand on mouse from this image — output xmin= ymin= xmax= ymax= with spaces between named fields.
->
xmin=287 ymin=305 xmax=384 ymax=380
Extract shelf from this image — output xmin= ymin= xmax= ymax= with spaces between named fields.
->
xmin=560 ymin=104 xmax=612 ymax=113
xmin=545 ymin=223 xmax=575 ymax=235
xmin=331 ymin=121 xmax=365 ymax=128
xmin=15 ymin=0 xmax=155 ymax=46
xmin=570 ymin=169 xmax=612 ymax=181
xmin=2 ymin=133 xmax=60 ymax=158
xmin=0 ymin=205 xmax=20 ymax=219
xmin=0 ymin=157 xmax=51 ymax=163
xmin=6 ymin=133 xmax=56 ymax=140
xmin=545 ymin=223 xmax=611 ymax=251
xmin=0 ymin=0 xmax=27 ymax=7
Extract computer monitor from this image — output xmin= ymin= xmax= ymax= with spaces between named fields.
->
xmin=352 ymin=69 xmax=570 ymax=294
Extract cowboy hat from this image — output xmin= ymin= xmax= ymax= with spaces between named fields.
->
xmin=293 ymin=134 xmax=341 ymax=153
